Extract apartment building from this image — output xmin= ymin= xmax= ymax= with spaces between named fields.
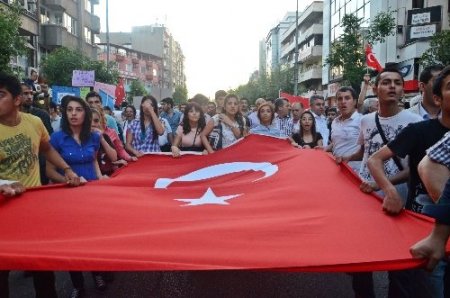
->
xmin=1 ymin=0 xmax=40 ymax=74
xmin=280 ymin=1 xmax=324 ymax=96
xmin=97 ymin=43 xmax=162 ymax=95
xmin=101 ymin=25 xmax=186 ymax=100
xmin=39 ymin=0 xmax=101 ymax=59
xmin=322 ymin=0 xmax=450 ymax=98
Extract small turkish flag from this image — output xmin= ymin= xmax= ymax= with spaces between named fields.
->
xmin=115 ymin=78 xmax=125 ymax=107
xmin=365 ymin=44 xmax=383 ymax=72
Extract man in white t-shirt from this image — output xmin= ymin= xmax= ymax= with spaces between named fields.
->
xmin=337 ymin=68 xmax=421 ymax=195
xmin=327 ymin=86 xmax=362 ymax=172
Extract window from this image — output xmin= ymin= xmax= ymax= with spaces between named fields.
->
xmin=85 ymin=0 xmax=92 ymax=12
xmin=84 ymin=27 xmax=91 ymax=44
xmin=412 ymin=0 xmax=424 ymax=9
xmin=40 ymin=7 xmax=49 ymax=24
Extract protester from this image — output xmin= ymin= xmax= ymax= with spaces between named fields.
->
xmin=189 ymin=93 xmax=212 ymax=123
xmin=158 ymin=116 xmax=173 ymax=152
xmin=203 ymin=93 xmax=247 ymax=150
xmin=91 ymin=108 xmax=132 ymax=176
xmin=0 ymin=180 xmax=26 ymax=197
xmin=327 ymin=86 xmax=362 ymax=172
xmin=0 ymin=72 xmax=81 ymax=298
xmin=122 ymin=105 xmax=137 ymax=143
xmin=86 ymin=91 xmax=120 ymax=135
xmin=207 ymin=101 xmax=217 ymax=117
xmin=125 ymin=95 xmax=164 ymax=156
xmin=291 ymin=102 xmax=304 ymax=134
xmin=407 ymin=64 xmax=444 ymax=120
xmin=248 ymin=97 xmax=266 ymax=129
xmin=292 ymin=110 xmax=323 ymax=148
xmin=49 ymin=101 xmax=61 ymax=132
xmin=249 ymin=102 xmax=284 ymax=138
xmin=160 ymin=97 xmax=182 ymax=143
xmin=239 ymin=97 xmax=250 ymax=115
xmin=274 ymin=97 xmax=293 ymax=138
xmin=411 ymin=132 xmax=450 ymax=272
xmin=214 ymin=89 xmax=227 ymax=113
xmin=309 ymin=95 xmax=329 ymax=146
xmin=171 ymin=102 xmax=213 ymax=157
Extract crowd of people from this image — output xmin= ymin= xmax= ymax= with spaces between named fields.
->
xmin=0 ymin=64 xmax=450 ymax=297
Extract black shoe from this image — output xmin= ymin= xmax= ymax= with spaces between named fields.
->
xmin=93 ymin=275 xmax=107 ymax=292
xmin=70 ymin=288 xmax=85 ymax=298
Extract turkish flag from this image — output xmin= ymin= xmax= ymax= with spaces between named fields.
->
xmin=365 ymin=44 xmax=383 ymax=72
xmin=115 ymin=78 xmax=125 ymax=107
xmin=0 ymin=135 xmax=444 ymax=272
xmin=279 ymin=91 xmax=310 ymax=109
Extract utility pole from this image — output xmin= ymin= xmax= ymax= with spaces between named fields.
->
xmin=294 ymin=0 xmax=299 ymax=96
xmin=106 ymin=0 xmax=110 ymax=71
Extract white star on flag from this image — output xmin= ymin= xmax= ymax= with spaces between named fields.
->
xmin=175 ymin=188 xmax=242 ymax=206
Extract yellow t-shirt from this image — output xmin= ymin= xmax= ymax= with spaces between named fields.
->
xmin=0 ymin=113 xmax=50 ymax=187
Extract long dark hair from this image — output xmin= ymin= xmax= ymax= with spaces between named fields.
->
xmin=139 ymin=95 xmax=159 ymax=142
xmin=300 ymin=110 xmax=318 ymax=141
xmin=224 ymin=94 xmax=244 ymax=131
xmin=60 ymin=95 xmax=92 ymax=144
xmin=182 ymin=102 xmax=206 ymax=135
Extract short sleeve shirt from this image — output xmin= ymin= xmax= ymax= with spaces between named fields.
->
xmin=50 ymin=130 xmax=100 ymax=181
xmin=0 ymin=113 xmax=49 ymax=187
xmin=427 ymin=131 xmax=450 ymax=169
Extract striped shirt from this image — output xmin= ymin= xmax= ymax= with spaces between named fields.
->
xmin=275 ymin=115 xmax=294 ymax=137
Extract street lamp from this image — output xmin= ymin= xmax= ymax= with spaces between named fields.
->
xmin=294 ymin=0 xmax=299 ymax=96
xmin=106 ymin=0 xmax=110 ymax=70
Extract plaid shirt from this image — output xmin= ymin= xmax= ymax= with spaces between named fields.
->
xmin=275 ymin=115 xmax=294 ymax=137
xmin=427 ymin=131 xmax=450 ymax=168
xmin=128 ymin=119 xmax=160 ymax=153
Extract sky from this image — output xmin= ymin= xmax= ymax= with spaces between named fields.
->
xmin=96 ymin=0 xmax=315 ymax=98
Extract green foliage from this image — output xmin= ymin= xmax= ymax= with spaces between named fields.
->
xmin=325 ymin=11 xmax=396 ymax=91
xmin=232 ymin=66 xmax=294 ymax=102
xmin=366 ymin=8 xmax=397 ymax=45
xmin=420 ymin=30 xmax=450 ymax=67
xmin=128 ymin=79 xmax=146 ymax=100
xmin=40 ymin=47 xmax=119 ymax=86
xmin=325 ymin=14 xmax=366 ymax=90
xmin=172 ymin=84 xmax=188 ymax=104
xmin=0 ymin=0 xmax=28 ymax=74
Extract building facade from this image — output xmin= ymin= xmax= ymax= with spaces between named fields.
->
xmin=101 ymin=25 xmax=186 ymax=100
xmin=280 ymin=1 xmax=324 ymax=96
xmin=97 ymin=43 xmax=162 ymax=95
xmin=39 ymin=0 xmax=100 ymax=60
xmin=322 ymin=0 xmax=450 ymax=98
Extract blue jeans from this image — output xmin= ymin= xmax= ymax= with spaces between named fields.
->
xmin=388 ymin=260 xmax=446 ymax=298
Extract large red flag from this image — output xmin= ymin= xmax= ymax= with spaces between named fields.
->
xmin=114 ymin=78 xmax=125 ymax=107
xmin=0 ymin=135 xmax=444 ymax=272
xmin=365 ymin=44 xmax=383 ymax=72
xmin=279 ymin=91 xmax=310 ymax=109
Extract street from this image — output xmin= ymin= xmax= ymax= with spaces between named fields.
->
xmin=10 ymin=270 xmax=388 ymax=297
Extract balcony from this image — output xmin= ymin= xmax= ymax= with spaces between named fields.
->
xmin=41 ymin=24 xmax=78 ymax=49
xmin=298 ymin=45 xmax=322 ymax=63
xmin=131 ymin=53 xmax=139 ymax=64
xmin=298 ymin=66 xmax=322 ymax=83
xmin=115 ymin=53 xmax=125 ymax=62
xmin=146 ymin=60 xmax=153 ymax=67
xmin=90 ymin=15 xmax=100 ymax=34
xmin=145 ymin=72 xmax=154 ymax=81
xmin=299 ymin=24 xmax=323 ymax=43
xmin=43 ymin=0 xmax=65 ymax=11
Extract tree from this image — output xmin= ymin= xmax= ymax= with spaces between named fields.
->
xmin=420 ymin=30 xmax=450 ymax=67
xmin=0 ymin=0 xmax=28 ymax=74
xmin=40 ymin=47 xmax=119 ymax=85
xmin=172 ymin=84 xmax=188 ymax=104
xmin=325 ymin=10 xmax=396 ymax=91
xmin=128 ymin=79 xmax=146 ymax=101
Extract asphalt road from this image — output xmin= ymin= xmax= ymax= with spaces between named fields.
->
xmin=9 ymin=270 xmax=389 ymax=297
